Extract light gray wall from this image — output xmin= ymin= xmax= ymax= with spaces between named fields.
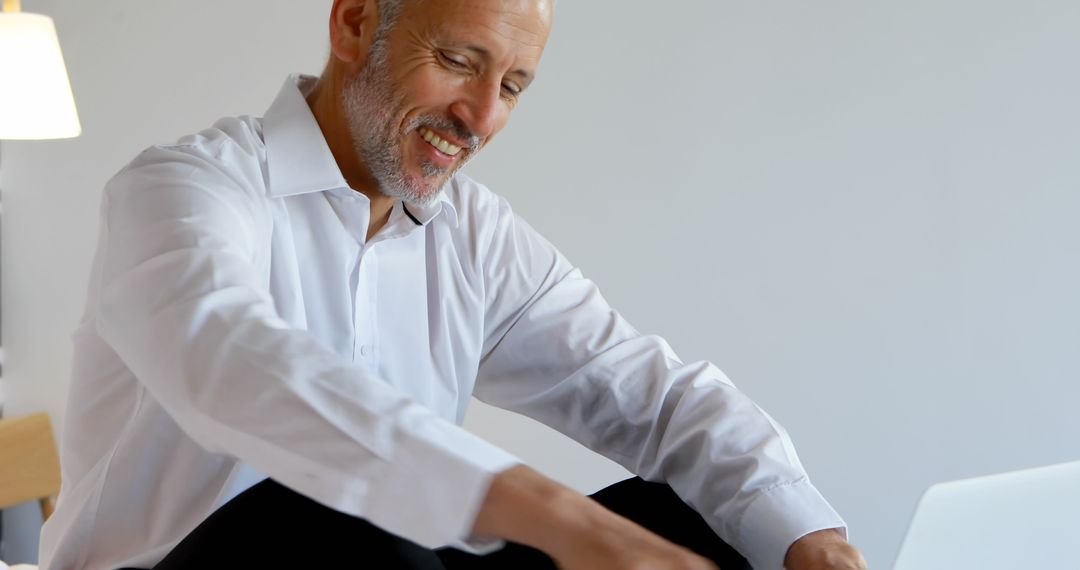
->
xmin=3 ymin=1 xmax=1078 ymax=567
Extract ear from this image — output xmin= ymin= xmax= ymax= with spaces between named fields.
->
xmin=328 ymin=0 xmax=380 ymax=65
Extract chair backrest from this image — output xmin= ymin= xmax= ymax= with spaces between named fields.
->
xmin=0 ymin=412 xmax=61 ymax=520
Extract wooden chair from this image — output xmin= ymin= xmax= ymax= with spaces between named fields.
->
xmin=0 ymin=412 xmax=61 ymax=521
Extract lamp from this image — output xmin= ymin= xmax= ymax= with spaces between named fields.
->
xmin=0 ymin=0 xmax=80 ymax=401
xmin=0 ymin=0 xmax=81 ymax=140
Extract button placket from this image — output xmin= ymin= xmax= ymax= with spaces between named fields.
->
xmin=354 ymin=249 xmax=379 ymax=363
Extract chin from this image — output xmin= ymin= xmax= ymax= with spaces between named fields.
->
xmin=393 ymin=181 xmax=442 ymax=208
xmin=409 ymin=173 xmax=452 ymax=200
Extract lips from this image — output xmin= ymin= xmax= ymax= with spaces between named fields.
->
xmin=419 ymin=127 xmax=462 ymax=156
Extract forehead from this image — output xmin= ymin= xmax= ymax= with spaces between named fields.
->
xmin=401 ymin=0 xmax=552 ymax=60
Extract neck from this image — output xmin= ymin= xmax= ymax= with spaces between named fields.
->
xmin=306 ymin=73 xmax=396 ymax=240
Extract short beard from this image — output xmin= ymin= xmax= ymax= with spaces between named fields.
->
xmin=340 ymin=28 xmax=478 ymax=208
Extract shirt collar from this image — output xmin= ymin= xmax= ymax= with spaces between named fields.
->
xmin=262 ymin=74 xmax=458 ymax=228
xmin=401 ymin=193 xmax=458 ymax=228
xmin=263 ymin=74 xmax=349 ymax=198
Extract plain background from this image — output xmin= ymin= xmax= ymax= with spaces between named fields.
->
xmin=2 ymin=1 xmax=1078 ymax=567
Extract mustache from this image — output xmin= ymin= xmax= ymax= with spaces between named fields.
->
xmin=410 ymin=115 xmax=482 ymax=151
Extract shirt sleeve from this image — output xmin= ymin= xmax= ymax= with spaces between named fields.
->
xmin=473 ymin=196 xmax=847 ymax=570
xmin=94 ymin=143 xmax=518 ymax=549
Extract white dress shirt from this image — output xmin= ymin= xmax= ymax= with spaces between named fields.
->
xmin=40 ymin=75 xmax=845 ymax=570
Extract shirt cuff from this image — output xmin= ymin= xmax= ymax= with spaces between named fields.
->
xmin=364 ymin=413 xmax=521 ymax=549
xmin=446 ymin=535 xmax=507 ymax=555
xmin=736 ymin=478 xmax=848 ymax=570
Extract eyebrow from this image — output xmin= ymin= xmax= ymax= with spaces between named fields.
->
xmin=461 ymin=44 xmax=536 ymax=87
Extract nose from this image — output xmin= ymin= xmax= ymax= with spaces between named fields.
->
xmin=449 ymin=79 xmax=506 ymax=142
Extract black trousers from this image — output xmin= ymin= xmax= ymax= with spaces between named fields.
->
xmin=147 ymin=477 xmax=751 ymax=569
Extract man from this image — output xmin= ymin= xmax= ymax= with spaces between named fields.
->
xmin=41 ymin=0 xmax=867 ymax=568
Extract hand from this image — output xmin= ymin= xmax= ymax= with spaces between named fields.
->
xmin=783 ymin=529 xmax=868 ymax=570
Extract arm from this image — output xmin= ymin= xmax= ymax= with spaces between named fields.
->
xmin=473 ymin=464 xmax=718 ymax=570
xmin=95 ymin=144 xmax=517 ymax=548
xmin=473 ymin=197 xmax=854 ymax=569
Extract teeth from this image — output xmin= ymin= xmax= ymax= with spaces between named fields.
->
xmin=420 ymin=128 xmax=462 ymax=156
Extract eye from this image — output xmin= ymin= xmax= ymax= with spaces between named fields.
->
xmin=438 ymin=50 xmax=470 ymax=70
xmin=501 ymin=82 xmax=523 ymax=100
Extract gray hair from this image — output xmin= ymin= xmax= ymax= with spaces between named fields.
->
xmin=374 ymin=0 xmax=405 ymax=35
xmin=372 ymin=0 xmax=555 ymax=43
xmin=368 ymin=0 xmax=405 ymax=64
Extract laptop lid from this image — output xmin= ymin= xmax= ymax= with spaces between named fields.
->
xmin=894 ymin=460 xmax=1080 ymax=570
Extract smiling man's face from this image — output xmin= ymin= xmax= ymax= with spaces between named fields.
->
xmin=341 ymin=0 xmax=552 ymax=206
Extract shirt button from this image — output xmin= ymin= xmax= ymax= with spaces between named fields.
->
xmin=359 ymin=345 xmax=372 ymax=357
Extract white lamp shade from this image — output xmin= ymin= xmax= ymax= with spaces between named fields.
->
xmin=0 ymin=12 xmax=81 ymax=140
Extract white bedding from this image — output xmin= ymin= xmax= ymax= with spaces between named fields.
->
xmin=0 ymin=562 xmax=38 ymax=570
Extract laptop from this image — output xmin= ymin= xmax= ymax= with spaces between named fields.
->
xmin=893 ymin=459 xmax=1080 ymax=569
